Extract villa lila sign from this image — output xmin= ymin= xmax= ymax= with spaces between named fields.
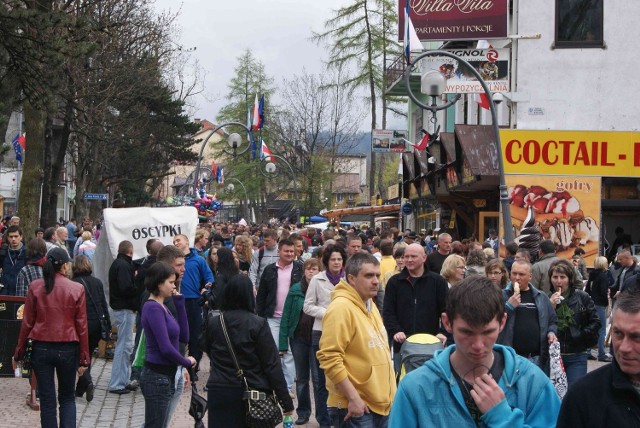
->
xmin=398 ymin=0 xmax=509 ymax=41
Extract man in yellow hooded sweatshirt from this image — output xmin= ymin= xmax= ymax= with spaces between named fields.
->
xmin=317 ymin=252 xmax=396 ymax=427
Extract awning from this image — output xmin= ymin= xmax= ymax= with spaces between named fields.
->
xmin=454 ymin=125 xmax=499 ymax=176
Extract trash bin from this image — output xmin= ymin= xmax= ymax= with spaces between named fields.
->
xmin=0 ymin=296 xmax=26 ymax=377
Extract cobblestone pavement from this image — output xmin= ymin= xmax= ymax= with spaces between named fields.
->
xmin=0 ymin=356 xmax=607 ymax=428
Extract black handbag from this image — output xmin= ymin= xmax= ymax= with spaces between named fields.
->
xmin=219 ymin=312 xmax=282 ymax=428
xmin=79 ymin=278 xmax=111 ymax=341
xmin=22 ymin=339 xmax=34 ymax=371
xmin=189 ymin=383 xmax=208 ymax=427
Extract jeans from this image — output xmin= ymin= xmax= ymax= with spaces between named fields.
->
xmin=290 ymin=336 xmax=312 ymax=420
xmin=562 ymin=352 xmax=588 ymax=388
xmin=185 ymin=298 xmax=203 ymax=362
xmin=109 ymin=309 xmax=136 ymax=390
xmin=595 ymin=305 xmax=608 ymax=358
xmin=312 ymin=330 xmax=331 ymax=427
xmin=208 ymin=384 xmax=246 ymax=428
xmin=329 ymin=407 xmax=389 ymax=428
xmin=267 ymin=317 xmax=295 ymax=391
xmin=140 ymin=366 xmax=176 ymax=428
xmin=166 ymin=367 xmax=185 ymax=424
xmin=31 ymin=341 xmax=79 ymax=428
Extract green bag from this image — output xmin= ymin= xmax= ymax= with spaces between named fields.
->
xmin=133 ymin=330 xmax=146 ymax=369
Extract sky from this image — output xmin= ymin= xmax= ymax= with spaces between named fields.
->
xmin=152 ymin=0 xmax=405 ymax=131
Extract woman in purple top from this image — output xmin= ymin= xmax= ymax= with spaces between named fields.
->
xmin=140 ymin=262 xmax=196 ymax=428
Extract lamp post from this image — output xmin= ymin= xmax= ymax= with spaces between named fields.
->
xmin=225 ymin=177 xmax=250 ymax=221
xmin=403 ymin=50 xmax=513 ymax=244
xmin=192 ymin=121 xmax=253 ymax=199
xmin=261 ymin=154 xmax=299 ymax=222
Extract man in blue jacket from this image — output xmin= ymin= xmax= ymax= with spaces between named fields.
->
xmin=173 ymin=234 xmax=213 ymax=379
xmin=390 ymin=275 xmax=560 ymax=428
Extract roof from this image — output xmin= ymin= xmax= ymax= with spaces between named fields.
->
xmin=454 ymin=125 xmax=499 ymax=176
xmin=332 ymin=174 xmax=361 ymax=194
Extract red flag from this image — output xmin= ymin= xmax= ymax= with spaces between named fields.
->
xmin=475 ymin=93 xmax=490 ymax=110
xmin=413 ymin=132 xmax=429 ymax=150
xmin=211 ymin=159 xmax=217 ymax=177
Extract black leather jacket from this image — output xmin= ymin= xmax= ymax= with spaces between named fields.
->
xmin=256 ymin=261 xmax=303 ymax=318
xmin=556 ymin=289 xmax=600 ymax=354
xmin=201 ymin=309 xmax=294 ymax=412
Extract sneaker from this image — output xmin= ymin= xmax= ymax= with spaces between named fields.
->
xmin=598 ymin=355 xmax=613 ymax=362
xmin=86 ymin=383 xmax=95 ymax=402
xmin=587 ymin=353 xmax=597 ymax=361
xmin=125 ymin=380 xmax=139 ymax=391
xmin=295 ymin=415 xmax=310 ymax=425
xmin=109 ymin=388 xmax=131 ymax=395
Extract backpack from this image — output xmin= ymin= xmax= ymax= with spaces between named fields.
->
xmin=397 ymin=333 xmax=443 ymax=383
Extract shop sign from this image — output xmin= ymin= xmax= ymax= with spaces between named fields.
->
xmin=504 ymin=175 xmax=601 ymax=266
xmin=501 ymin=130 xmax=640 ymax=177
xmin=398 ymin=0 xmax=509 ymax=41
xmin=372 ymin=129 xmax=409 ymax=153
xmin=421 ymin=49 xmax=510 ymax=93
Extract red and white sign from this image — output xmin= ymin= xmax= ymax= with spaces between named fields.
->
xmin=398 ymin=0 xmax=509 ymax=41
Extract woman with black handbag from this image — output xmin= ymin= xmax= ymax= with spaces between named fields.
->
xmin=72 ymin=255 xmax=111 ymax=402
xmin=202 ymin=274 xmax=294 ymax=428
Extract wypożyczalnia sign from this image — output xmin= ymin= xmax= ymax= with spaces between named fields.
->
xmin=398 ymin=0 xmax=509 ymax=41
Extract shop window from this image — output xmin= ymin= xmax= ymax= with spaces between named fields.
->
xmin=555 ymin=0 xmax=604 ymax=48
xmin=336 ymin=193 xmax=344 ymax=203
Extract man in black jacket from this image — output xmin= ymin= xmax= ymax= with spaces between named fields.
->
xmin=256 ymin=239 xmax=302 ymax=396
xmin=383 ymin=243 xmax=448 ymax=366
xmin=107 ymin=240 xmax=138 ymax=394
xmin=558 ymin=289 xmax=640 ymax=427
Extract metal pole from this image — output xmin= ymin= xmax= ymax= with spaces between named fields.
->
xmin=264 ymin=154 xmax=299 ymax=222
xmin=192 ymin=121 xmax=253 ymax=199
xmin=227 ymin=178 xmax=249 ymax=221
xmin=403 ymin=50 xmax=514 ymax=244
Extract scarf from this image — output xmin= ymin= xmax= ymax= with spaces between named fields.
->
xmin=325 ymin=269 xmax=344 ymax=286
xmin=27 ymin=255 xmax=47 ymax=267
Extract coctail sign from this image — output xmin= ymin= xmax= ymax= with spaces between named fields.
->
xmin=398 ymin=0 xmax=509 ymax=41
xmin=501 ymin=130 xmax=640 ymax=177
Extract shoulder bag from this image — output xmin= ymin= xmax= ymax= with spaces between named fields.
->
xmin=78 ymin=278 xmax=111 ymax=341
xmin=219 ymin=312 xmax=282 ymax=428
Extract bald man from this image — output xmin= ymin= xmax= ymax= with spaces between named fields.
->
xmin=383 ymin=243 xmax=449 ymax=360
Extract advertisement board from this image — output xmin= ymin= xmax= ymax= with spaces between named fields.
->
xmin=421 ymin=49 xmax=509 ymax=93
xmin=505 ymin=175 xmax=601 ymax=266
xmin=398 ymin=0 xmax=509 ymax=41
xmin=372 ymin=129 xmax=409 ymax=153
xmin=501 ymin=130 xmax=640 ymax=177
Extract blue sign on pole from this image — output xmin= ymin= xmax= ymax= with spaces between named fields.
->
xmin=402 ymin=202 xmax=414 ymax=215
xmin=83 ymin=193 xmax=108 ymax=200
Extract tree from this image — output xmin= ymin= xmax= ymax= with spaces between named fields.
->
xmin=313 ymin=0 xmax=400 ymax=204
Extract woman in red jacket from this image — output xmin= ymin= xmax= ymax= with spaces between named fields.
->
xmin=13 ymin=247 xmax=90 ymax=428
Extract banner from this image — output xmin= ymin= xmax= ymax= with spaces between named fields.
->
xmin=398 ymin=0 xmax=509 ymax=41
xmin=93 ymin=207 xmax=199 ymax=291
xmin=505 ymin=175 xmax=601 ymax=266
xmin=501 ymin=130 xmax=640 ymax=177
xmin=422 ymin=48 xmax=509 ymax=93
xmin=372 ymin=129 xmax=409 ymax=153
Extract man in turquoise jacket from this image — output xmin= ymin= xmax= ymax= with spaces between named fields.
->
xmin=390 ymin=275 xmax=560 ymax=428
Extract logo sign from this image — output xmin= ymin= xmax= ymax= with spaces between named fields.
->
xmin=501 ymin=130 xmax=640 ymax=177
xmin=422 ymin=48 xmax=509 ymax=93
xmin=402 ymin=202 xmax=414 ymax=214
xmin=398 ymin=0 xmax=509 ymax=41
xmin=372 ymin=129 xmax=409 ymax=153
xmin=83 ymin=193 xmax=109 ymax=200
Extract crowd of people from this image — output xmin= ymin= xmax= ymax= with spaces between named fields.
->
xmin=5 ymin=215 xmax=640 ymax=428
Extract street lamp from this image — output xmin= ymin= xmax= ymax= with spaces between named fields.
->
xmin=193 ymin=121 xmax=254 ymax=199
xmin=225 ymin=177 xmax=250 ymax=221
xmin=403 ymin=50 xmax=513 ymax=244
xmin=260 ymin=154 xmax=299 ymax=222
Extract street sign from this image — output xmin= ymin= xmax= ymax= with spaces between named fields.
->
xmin=402 ymin=202 xmax=414 ymax=215
xmin=83 ymin=193 xmax=108 ymax=200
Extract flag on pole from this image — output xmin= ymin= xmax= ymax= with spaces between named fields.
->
xmin=216 ymin=167 xmax=224 ymax=185
xmin=211 ymin=159 xmax=218 ymax=177
xmin=404 ymin=3 xmax=422 ymax=65
xmin=474 ymin=93 xmax=491 ymax=110
xmin=252 ymin=94 xmax=260 ymax=131
xmin=257 ymin=95 xmax=265 ymax=129
xmin=413 ymin=131 xmax=430 ymax=151
xmin=260 ymin=139 xmax=273 ymax=162
xmin=397 ymin=153 xmax=403 ymax=176
xmin=11 ymin=134 xmax=24 ymax=164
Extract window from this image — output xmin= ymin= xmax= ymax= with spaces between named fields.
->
xmin=336 ymin=193 xmax=344 ymax=203
xmin=555 ymin=0 xmax=604 ymax=48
